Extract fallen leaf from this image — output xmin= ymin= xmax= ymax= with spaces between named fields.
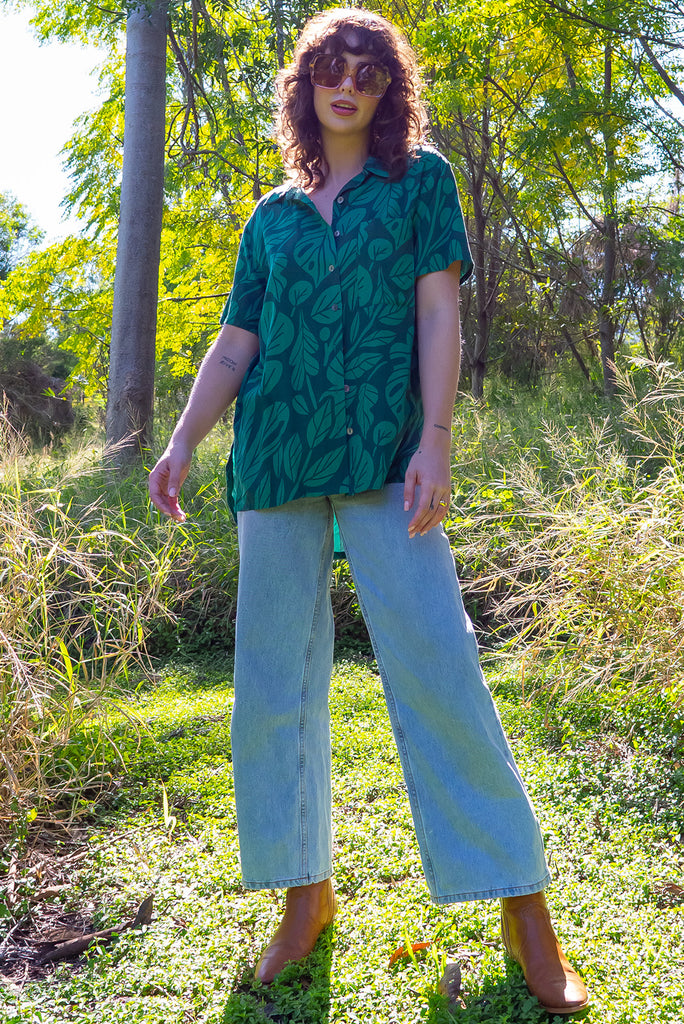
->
xmin=388 ymin=941 xmax=431 ymax=966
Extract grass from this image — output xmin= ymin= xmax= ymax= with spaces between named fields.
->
xmin=5 ymin=360 xmax=684 ymax=833
xmin=0 ymin=412 xmax=242 ymax=828
xmin=3 ymin=363 xmax=684 ymax=1020
xmin=0 ymin=655 xmax=682 ymax=1023
xmin=445 ymin=360 xmax=684 ymax=705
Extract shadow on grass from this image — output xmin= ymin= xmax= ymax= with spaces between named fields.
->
xmin=221 ymin=926 xmax=334 ymax=1024
xmin=425 ymin=959 xmax=589 ymax=1024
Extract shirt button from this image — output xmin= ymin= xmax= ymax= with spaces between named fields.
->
xmin=334 ymin=230 xmax=340 ymax=238
xmin=337 ymin=196 xmax=345 ymax=204
xmin=344 ymin=384 xmax=350 ymax=393
xmin=347 ymin=426 xmax=354 ymax=435
xmin=331 ymin=303 xmax=339 ymax=311
xmin=328 ymin=264 xmax=335 ymax=272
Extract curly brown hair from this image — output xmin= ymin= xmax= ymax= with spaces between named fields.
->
xmin=275 ymin=8 xmax=427 ymax=188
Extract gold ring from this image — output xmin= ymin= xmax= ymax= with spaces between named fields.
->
xmin=438 ymin=500 xmax=447 ymax=507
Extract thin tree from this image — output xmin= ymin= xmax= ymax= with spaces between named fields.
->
xmin=106 ymin=0 xmax=168 ymax=467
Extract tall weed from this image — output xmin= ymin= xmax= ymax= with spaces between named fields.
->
xmin=0 ymin=416 xmax=184 ymax=827
xmin=448 ymin=362 xmax=684 ymax=705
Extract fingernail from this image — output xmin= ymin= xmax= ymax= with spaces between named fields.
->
xmin=169 ymin=487 xmax=176 ymax=497
xmin=404 ymin=501 xmax=409 ymax=511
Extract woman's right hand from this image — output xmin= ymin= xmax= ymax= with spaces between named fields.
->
xmin=148 ymin=443 xmax=192 ymax=522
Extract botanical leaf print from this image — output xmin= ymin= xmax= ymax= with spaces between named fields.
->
xmin=282 ymin=434 xmax=304 ymax=481
xmin=347 ymin=434 xmax=378 ymax=493
xmin=260 ymin=357 xmax=283 ymax=394
xmin=260 ymin=307 xmax=294 ymax=357
xmin=345 ymin=346 xmax=396 ymax=381
xmin=389 ymin=253 xmax=414 ymax=291
xmin=238 ymin=401 xmax=291 ymax=488
xmin=291 ymin=326 xmax=320 ymax=393
xmin=373 ymin=420 xmax=400 ymax=448
xmin=306 ymin=397 xmax=335 ymax=450
xmin=385 ymin=366 xmax=411 ymax=409
xmin=304 ymin=447 xmax=347 ymax=488
xmin=337 ymin=205 xmax=367 ymax=233
xmin=289 ymin=279 xmax=314 ymax=305
xmin=293 ymin=231 xmax=331 ymax=283
xmin=366 ymin=235 xmax=395 ymax=262
xmin=220 ymin=147 xmax=473 ymax=515
xmin=292 ymin=394 xmax=309 ymax=417
xmin=357 ymin=383 xmax=380 ymax=435
xmin=356 ymin=266 xmax=375 ymax=308
xmin=311 ymin=285 xmax=344 ymax=325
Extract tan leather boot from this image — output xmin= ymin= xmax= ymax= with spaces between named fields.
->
xmin=254 ymin=878 xmax=336 ymax=983
xmin=501 ymin=891 xmax=589 ymax=1015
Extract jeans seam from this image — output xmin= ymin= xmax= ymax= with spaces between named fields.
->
xmin=336 ymin=520 xmax=439 ymax=897
xmin=298 ymin=502 xmax=334 ymax=880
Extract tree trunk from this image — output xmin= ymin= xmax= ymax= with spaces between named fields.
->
xmin=106 ymin=1 xmax=168 ymax=467
xmin=462 ymin=87 xmax=496 ymax=402
xmin=599 ymin=41 xmax=618 ymax=397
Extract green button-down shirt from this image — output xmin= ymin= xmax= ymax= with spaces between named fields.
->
xmin=220 ymin=146 xmax=473 ymax=514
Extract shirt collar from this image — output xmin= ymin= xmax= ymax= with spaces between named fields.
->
xmin=363 ymin=155 xmax=389 ymax=178
xmin=266 ymin=156 xmax=389 ymax=206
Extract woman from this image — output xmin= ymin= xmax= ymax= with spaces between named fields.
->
xmin=149 ymin=8 xmax=588 ymax=1014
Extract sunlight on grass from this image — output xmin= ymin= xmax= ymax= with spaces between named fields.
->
xmin=1 ymin=657 xmax=681 ymax=1023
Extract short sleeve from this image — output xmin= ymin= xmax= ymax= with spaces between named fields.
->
xmin=219 ymin=208 xmax=267 ymax=332
xmin=413 ymin=150 xmax=473 ymax=284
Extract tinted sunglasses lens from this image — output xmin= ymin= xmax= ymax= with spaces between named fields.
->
xmin=312 ymin=55 xmax=343 ymax=88
xmin=356 ymin=63 xmax=390 ymax=97
xmin=311 ymin=56 xmax=390 ymax=96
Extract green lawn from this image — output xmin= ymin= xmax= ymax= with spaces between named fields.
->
xmin=2 ymin=657 xmax=683 ymax=1024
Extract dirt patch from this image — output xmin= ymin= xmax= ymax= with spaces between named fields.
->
xmin=0 ymin=905 xmax=96 ymax=987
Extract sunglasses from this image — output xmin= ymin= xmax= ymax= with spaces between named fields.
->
xmin=309 ymin=54 xmax=392 ymax=99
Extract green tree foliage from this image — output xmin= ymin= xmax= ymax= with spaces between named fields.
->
xmin=0 ymin=193 xmax=43 ymax=282
xmin=0 ymin=0 xmax=309 ymax=413
xmin=418 ymin=0 xmax=684 ymax=394
xmin=2 ymin=0 xmax=684 ymax=405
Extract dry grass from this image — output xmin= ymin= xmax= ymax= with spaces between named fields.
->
xmin=0 ymin=413 xmax=177 ymax=828
xmin=448 ymin=361 xmax=684 ymax=704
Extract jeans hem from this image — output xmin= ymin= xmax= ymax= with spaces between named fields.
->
xmin=430 ymin=873 xmax=552 ymax=905
xmin=241 ymin=869 xmax=333 ymax=891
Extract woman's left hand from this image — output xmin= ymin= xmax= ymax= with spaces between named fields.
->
xmin=403 ymin=445 xmax=451 ymax=538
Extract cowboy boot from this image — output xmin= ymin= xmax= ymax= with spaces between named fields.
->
xmin=254 ymin=878 xmax=336 ymax=983
xmin=501 ymin=891 xmax=589 ymax=1015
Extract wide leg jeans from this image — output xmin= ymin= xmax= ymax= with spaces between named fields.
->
xmin=232 ymin=484 xmax=550 ymax=904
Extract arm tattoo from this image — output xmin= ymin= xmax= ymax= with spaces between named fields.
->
xmin=219 ymin=356 xmax=239 ymax=372
xmin=433 ymin=423 xmax=450 ymax=433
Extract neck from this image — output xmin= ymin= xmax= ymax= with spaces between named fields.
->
xmin=319 ymin=127 xmax=370 ymax=188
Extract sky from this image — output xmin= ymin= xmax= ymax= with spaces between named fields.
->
xmin=0 ymin=7 xmax=106 ymax=243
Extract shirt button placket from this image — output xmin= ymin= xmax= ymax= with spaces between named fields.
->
xmin=331 ymin=203 xmax=352 ymax=457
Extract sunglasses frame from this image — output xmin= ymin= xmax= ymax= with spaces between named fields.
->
xmin=309 ymin=54 xmax=392 ymax=99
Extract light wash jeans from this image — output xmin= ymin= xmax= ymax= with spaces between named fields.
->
xmin=232 ymin=484 xmax=551 ymax=904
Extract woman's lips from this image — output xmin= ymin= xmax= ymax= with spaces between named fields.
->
xmin=331 ymin=100 xmax=358 ymax=116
